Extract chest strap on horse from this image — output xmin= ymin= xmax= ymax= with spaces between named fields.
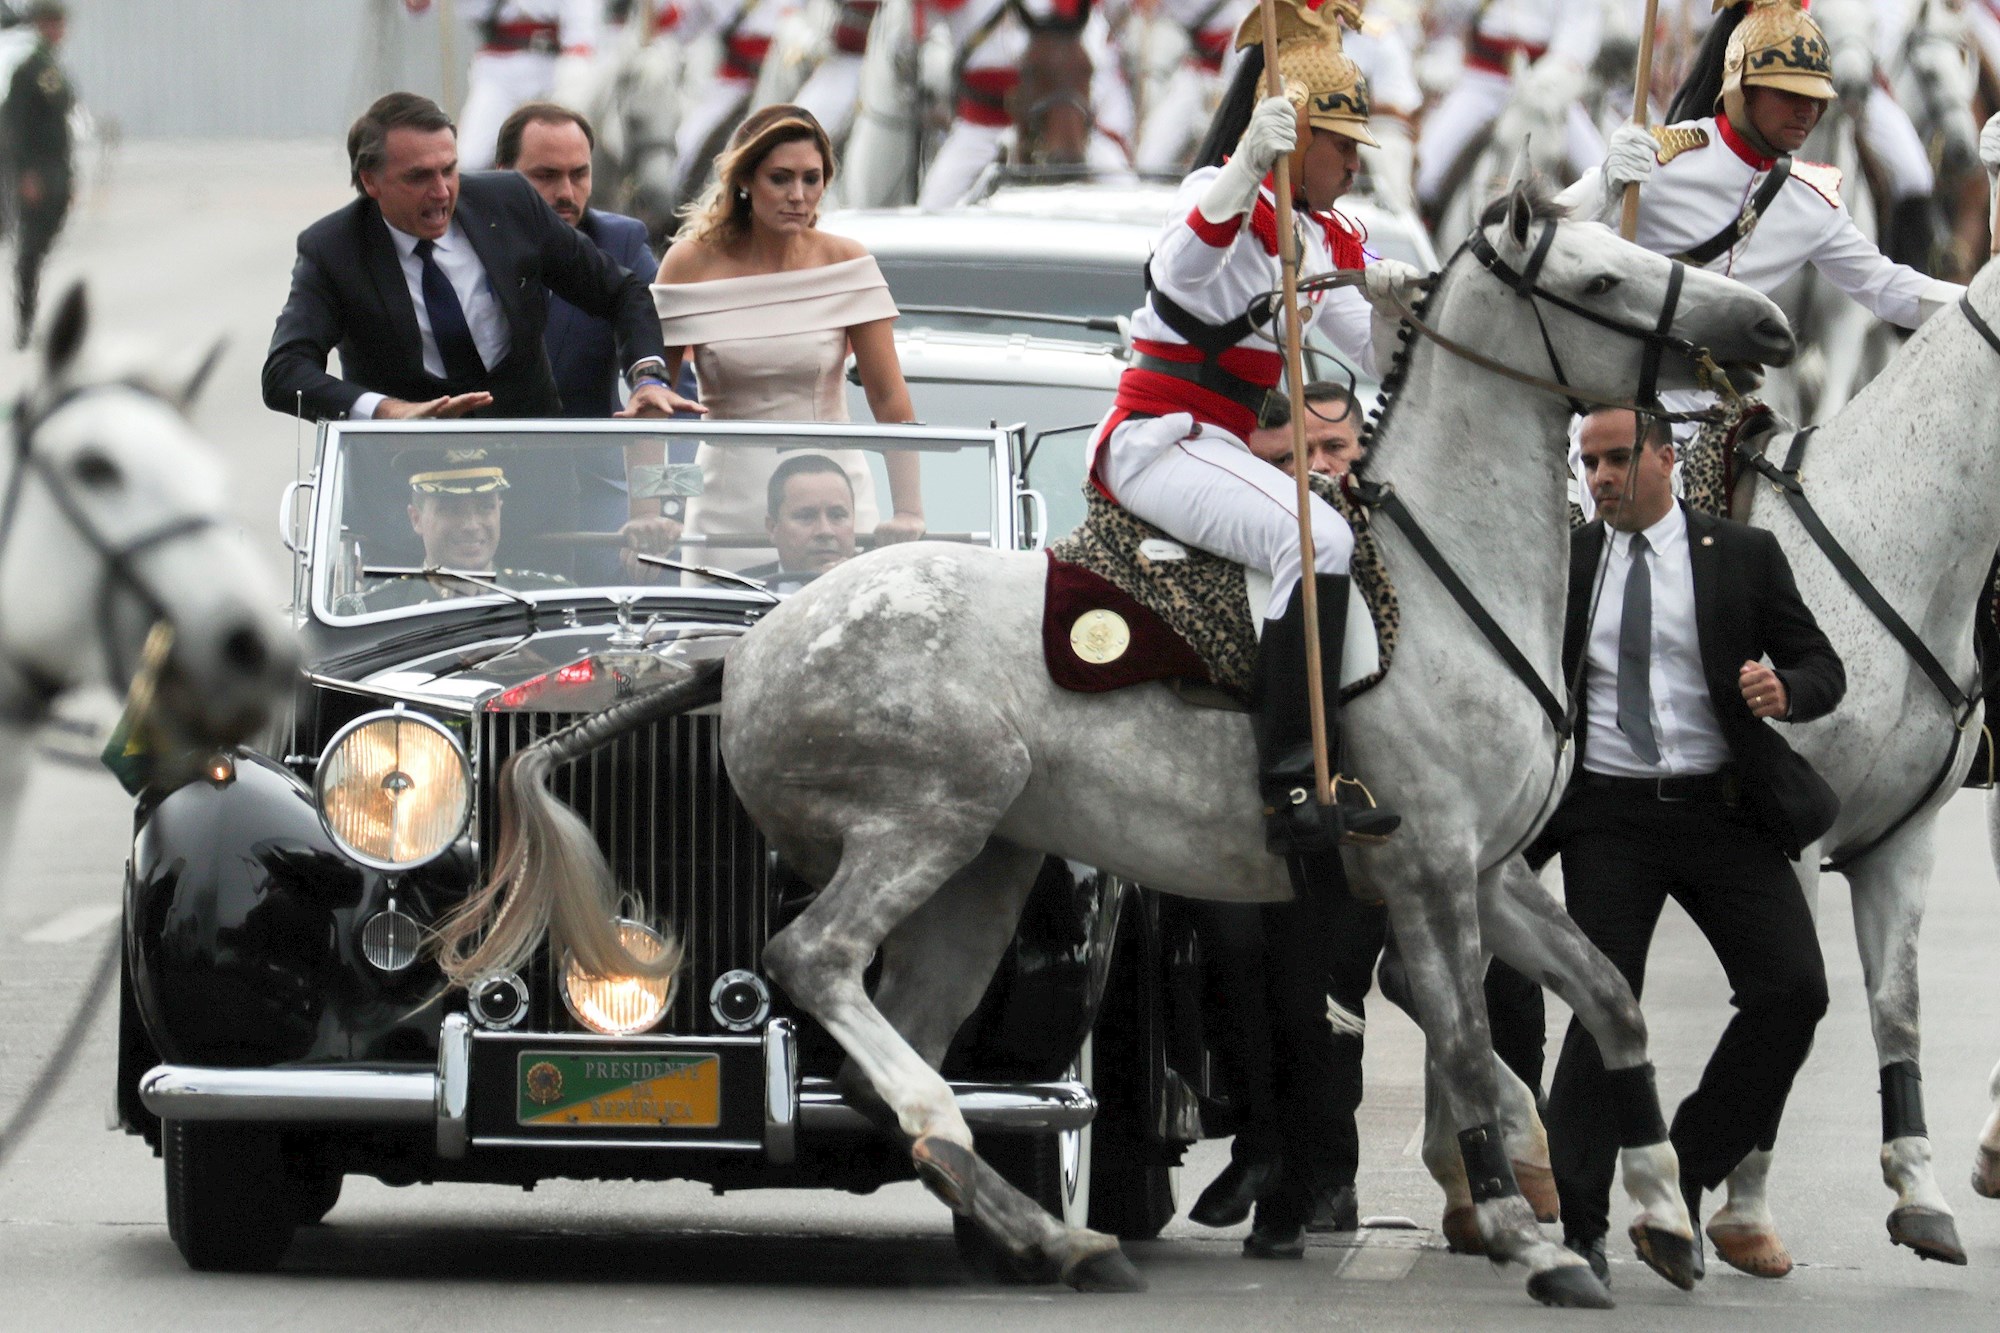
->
xmin=1138 ymin=265 xmax=1285 ymax=424
xmin=1672 ymin=155 xmax=1792 ymax=266
xmin=1737 ymin=421 xmax=1990 ymax=871
xmin=1360 ymin=479 xmax=1573 ymax=741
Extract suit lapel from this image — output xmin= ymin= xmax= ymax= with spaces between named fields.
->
xmin=1565 ymin=522 xmax=1605 ymax=678
xmin=1685 ymin=503 xmax=1728 ymax=689
xmin=359 ymin=202 xmax=424 ymax=362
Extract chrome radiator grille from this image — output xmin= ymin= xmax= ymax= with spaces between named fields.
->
xmin=475 ymin=710 xmax=774 ymax=1033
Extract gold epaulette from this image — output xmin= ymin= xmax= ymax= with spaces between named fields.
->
xmin=1790 ymin=159 xmax=1843 ymax=207
xmin=1649 ymin=125 xmax=1710 ymax=164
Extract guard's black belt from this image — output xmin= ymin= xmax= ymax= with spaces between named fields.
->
xmin=1130 ymin=352 xmax=1279 ymax=423
xmin=1578 ymin=768 xmax=1741 ymax=805
xmin=1672 ymin=155 xmax=1792 ymax=266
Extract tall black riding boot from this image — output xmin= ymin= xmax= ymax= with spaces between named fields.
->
xmin=1252 ymin=573 xmax=1399 ymax=854
xmin=1885 ymin=197 xmax=1936 ymax=275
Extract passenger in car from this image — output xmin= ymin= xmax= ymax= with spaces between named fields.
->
xmin=339 ymin=446 xmax=573 ymax=613
xmin=740 ymin=454 xmax=859 ymax=591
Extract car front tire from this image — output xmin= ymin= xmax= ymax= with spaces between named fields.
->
xmin=163 ymin=1121 xmax=298 ymax=1271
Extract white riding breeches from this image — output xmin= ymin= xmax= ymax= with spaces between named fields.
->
xmin=1097 ymin=412 xmax=1353 ymax=619
xmin=919 ymin=117 xmax=1135 ymax=208
xmin=795 ymin=52 xmax=866 ymax=142
xmin=1135 ymin=63 xmax=1223 ymax=172
xmin=1415 ymin=67 xmax=1603 ymax=208
xmin=459 ymin=50 xmax=559 ymax=171
xmin=1861 ymin=83 xmax=1934 ymax=202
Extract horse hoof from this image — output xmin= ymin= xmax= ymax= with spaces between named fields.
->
xmin=1527 ymin=1264 xmax=1615 ymax=1310
xmin=1628 ymin=1221 xmax=1700 ymax=1291
xmin=1062 ymin=1241 xmax=1148 ymax=1293
xmin=1887 ymin=1206 xmax=1967 ymax=1265
xmin=1707 ymin=1219 xmax=1793 ymax=1278
xmin=1516 ymin=1160 xmax=1560 ymax=1224
xmin=1972 ymin=1146 xmax=2000 ymax=1199
xmin=1442 ymin=1205 xmax=1485 ymax=1255
xmin=912 ymin=1136 xmax=978 ymax=1216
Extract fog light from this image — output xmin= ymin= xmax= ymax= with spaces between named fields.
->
xmin=360 ymin=901 xmax=422 ymax=972
xmin=469 ymin=971 xmax=528 ymax=1030
xmin=562 ymin=920 xmax=674 ymax=1036
xmin=202 ymin=752 xmax=236 ymax=786
xmin=709 ymin=969 xmax=770 ymax=1032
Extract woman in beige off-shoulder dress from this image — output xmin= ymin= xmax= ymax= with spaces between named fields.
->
xmin=637 ymin=104 xmax=924 ymax=572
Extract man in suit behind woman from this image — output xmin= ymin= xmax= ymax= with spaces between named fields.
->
xmin=1537 ymin=407 xmax=1843 ymax=1286
xmin=261 ymin=92 xmax=695 ymax=424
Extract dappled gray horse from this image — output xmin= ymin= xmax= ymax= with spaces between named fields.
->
xmin=442 ymin=169 xmax=1793 ymax=1307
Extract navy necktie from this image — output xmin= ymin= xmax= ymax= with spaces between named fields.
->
xmin=1616 ymin=532 xmax=1662 ymax=764
xmin=413 ymin=237 xmax=487 ymax=385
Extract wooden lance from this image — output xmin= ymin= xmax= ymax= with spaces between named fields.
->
xmin=1258 ymin=0 xmax=1333 ymax=808
xmin=1620 ymin=0 xmax=1661 ymax=242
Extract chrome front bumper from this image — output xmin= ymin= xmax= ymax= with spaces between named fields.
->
xmin=138 ymin=1015 xmax=1094 ymax=1164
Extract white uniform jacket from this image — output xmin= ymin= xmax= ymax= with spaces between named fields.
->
xmin=1556 ymin=115 xmax=1934 ymax=327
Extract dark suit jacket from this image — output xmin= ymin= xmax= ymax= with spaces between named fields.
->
xmin=547 ymin=208 xmax=655 ymax=418
xmin=261 ymin=172 xmax=666 ymax=421
xmin=1555 ymin=503 xmax=1846 ymax=858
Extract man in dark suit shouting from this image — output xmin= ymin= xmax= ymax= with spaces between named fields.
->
xmin=1540 ymin=407 xmax=1844 ymax=1287
xmin=262 ymin=92 xmax=697 ymax=423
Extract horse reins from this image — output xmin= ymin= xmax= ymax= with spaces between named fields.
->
xmin=0 ymin=382 xmax=218 ymax=721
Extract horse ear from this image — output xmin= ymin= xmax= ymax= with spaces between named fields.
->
xmin=178 ymin=337 xmax=228 ymax=411
xmin=43 ymin=283 xmax=87 ymax=377
xmin=1504 ymin=142 xmax=1535 ymax=250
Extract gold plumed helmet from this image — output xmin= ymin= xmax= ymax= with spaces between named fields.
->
xmin=1715 ymin=0 xmax=1834 ymax=130
xmin=1234 ymin=0 xmax=1378 ymax=150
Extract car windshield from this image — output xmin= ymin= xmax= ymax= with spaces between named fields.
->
xmin=892 ymin=378 xmax=1109 ymax=543
xmin=875 ymin=258 xmax=1138 ymax=345
xmin=311 ymin=422 xmax=1005 ymax=622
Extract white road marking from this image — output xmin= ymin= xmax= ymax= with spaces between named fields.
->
xmin=1337 ymin=1231 xmax=1425 ymax=1281
xmin=1402 ymin=1119 xmax=1425 ymax=1158
xmin=23 ymin=904 xmax=121 ymax=944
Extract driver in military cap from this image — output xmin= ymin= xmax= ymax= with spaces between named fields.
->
xmin=345 ymin=446 xmax=574 ymax=612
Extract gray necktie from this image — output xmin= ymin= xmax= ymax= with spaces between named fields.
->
xmin=1617 ymin=532 xmax=1661 ymax=764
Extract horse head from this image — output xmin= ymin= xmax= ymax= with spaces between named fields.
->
xmin=1009 ymin=23 xmax=1095 ymax=168
xmin=1451 ymin=160 xmax=1796 ymax=412
xmin=1 ymin=284 xmax=295 ymax=755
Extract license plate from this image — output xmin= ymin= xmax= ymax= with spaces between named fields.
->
xmin=515 ymin=1051 xmax=722 ymax=1128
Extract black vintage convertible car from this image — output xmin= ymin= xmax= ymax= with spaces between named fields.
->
xmin=115 ymin=416 xmax=1219 ymax=1272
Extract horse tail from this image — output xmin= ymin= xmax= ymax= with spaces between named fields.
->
xmin=1665 ymin=4 xmax=1744 ymax=126
xmin=431 ymin=658 xmax=727 ymax=990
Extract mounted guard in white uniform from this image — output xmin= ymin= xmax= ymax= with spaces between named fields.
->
xmin=1087 ymin=0 xmax=1422 ymax=852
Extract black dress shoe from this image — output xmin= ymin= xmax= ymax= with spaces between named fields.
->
xmin=1190 ymin=1157 xmax=1281 ymax=1229
xmin=1245 ymin=1216 xmax=1307 ymax=1259
xmin=1563 ymin=1233 xmax=1609 ymax=1285
xmin=1306 ymin=1183 xmax=1360 ymax=1233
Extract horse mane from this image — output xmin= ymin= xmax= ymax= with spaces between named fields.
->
xmin=1474 ymin=177 xmax=1569 ymax=229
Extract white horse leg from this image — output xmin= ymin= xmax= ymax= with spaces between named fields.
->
xmin=1974 ymin=1057 xmax=2000 ymax=1198
xmin=1480 ymin=855 xmax=1699 ymax=1290
xmin=868 ymin=841 xmax=1135 ymax=1288
xmin=1844 ymin=828 xmax=1967 ymax=1265
xmin=1374 ymin=853 xmax=1611 ymax=1309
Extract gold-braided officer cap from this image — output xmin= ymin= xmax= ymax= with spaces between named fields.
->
xmin=401 ymin=445 xmax=511 ymax=496
xmin=1233 ymin=0 xmax=1379 ymax=150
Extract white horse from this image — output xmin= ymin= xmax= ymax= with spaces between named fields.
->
xmin=1429 ymin=56 xmax=1603 ymax=260
xmin=444 ymin=167 xmax=1794 ymax=1306
xmin=0 ymin=286 xmax=293 ymax=869
xmin=838 ymin=0 xmax=944 ymax=209
xmin=590 ymin=20 xmax=689 ymax=240
xmin=1888 ymin=0 xmax=1987 ymax=284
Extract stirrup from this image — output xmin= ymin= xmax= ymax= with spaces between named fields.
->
xmin=1262 ymin=780 xmax=1400 ymax=854
xmin=1331 ymin=775 xmax=1400 ymax=845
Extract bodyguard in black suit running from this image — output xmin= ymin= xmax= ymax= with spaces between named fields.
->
xmin=262 ymin=92 xmax=696 ymax=424
xmin=1540 ymin=407 xmax=1844 ymax=1284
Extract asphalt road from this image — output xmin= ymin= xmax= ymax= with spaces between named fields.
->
xmin=3 ymin=141 xmax=2000 ymax=1331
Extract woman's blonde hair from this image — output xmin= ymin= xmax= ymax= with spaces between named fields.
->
xmin=676 ymin=105 xmax=836 ymax=246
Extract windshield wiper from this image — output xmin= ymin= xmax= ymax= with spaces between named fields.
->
xmin=360 ymin=564 xmax=542 ymax=627
xmin=633 ymin=552 xmax=779 ymax=602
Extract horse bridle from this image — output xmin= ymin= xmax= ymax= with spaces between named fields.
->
xmin=0 ymin=381 xmax=217 ymax=721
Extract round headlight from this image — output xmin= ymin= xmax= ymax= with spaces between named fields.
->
xmin=316 ymin=709 xmax=470 ymax=870
xmin=562 ymin=920 xmax=676 ymax=1036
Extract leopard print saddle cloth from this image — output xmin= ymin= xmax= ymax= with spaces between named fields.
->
xmin=1045 ymin=474 xmax=1398 ymax=702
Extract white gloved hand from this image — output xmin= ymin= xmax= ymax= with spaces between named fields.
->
xmin=1361 ymin=259 xmax=1425 ymax=316
xmin=1980 ymin=110 xmax=2000 ymax=181
xmin=1831 ymin=43 xmax=1873 ymax=106
xmin=1519 ymin=57 xmax=1582 ymax=119
xmin=1198 ymin=95 xmax=1300 ymax=224
xmin=1601 ymin=122 xmax=1656 ymax=194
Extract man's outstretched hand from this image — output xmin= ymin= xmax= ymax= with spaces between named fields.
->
xmin=618 ymin=382 xmax=707 ymax=418
xmin=374 ymin=392 xmax=493 ymax=419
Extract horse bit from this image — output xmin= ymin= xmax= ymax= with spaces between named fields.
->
xmin=0 ymin=381 xmax=216 ymax=722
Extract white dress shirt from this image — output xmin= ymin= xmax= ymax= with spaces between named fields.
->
xmin=355 ymin=218 xmax=512 ymax=419
xmin=1582 ymin=504 xmax=1732 ymax=778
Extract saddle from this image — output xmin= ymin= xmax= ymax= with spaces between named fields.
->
xmin=1043 ymin=475 xmax=1398 ymax=705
